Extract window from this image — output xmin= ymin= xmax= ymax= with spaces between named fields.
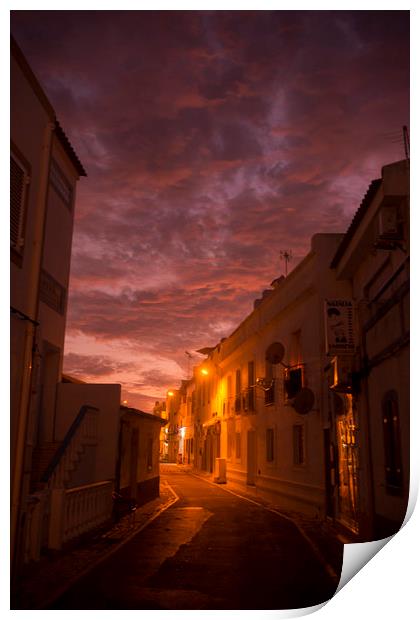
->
xmin=247 ymin=361 xmax=255 ymax=411
xmin=284 ymin=366 xmax=303 ymax=399
xmin=382 ymin=390 xmax=403 ymax=493
xmin=11 ymin=153 xmax=29 ymax=252
xmin=50 ymin=159 xmax=73 ymax=209
xmin=147 ymin=436 xmax=153 ymax=470
xmin=235 ymin=369 xmax=241 ymax=412
xmin=266 ymin=428 xmax=274 ymax=462
xmin=235 ymin=432 xmax=241 ymax=459
xmin=293 ymin=424 xmax=305 ymax=465
xmin=264 ymin=360 xmax=275 ymax=405
xmin=39 ymin=269 xmax=66 ymax=314
xmin=227 ymin=419 xmax=235 ymax=458
xmin=227 ymin=375 xmax=232 ymax=414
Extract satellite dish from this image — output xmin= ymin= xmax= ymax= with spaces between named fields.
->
xmin=196 ymin=346 xmax=215 ymax=356
xmin=265 ymin=342 xmax=285 ymax=365
xmin=293 ymin=388 xmax=315 ymax=415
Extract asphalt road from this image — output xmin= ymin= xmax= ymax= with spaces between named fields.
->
xmin=51 ymin=471 xmax=339 ymax=610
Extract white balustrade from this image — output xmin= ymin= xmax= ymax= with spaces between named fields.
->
xmin=63 ymin=481 xmax=113 ymax=543
xmin=49 ymin=407 xmax=99 ymax=488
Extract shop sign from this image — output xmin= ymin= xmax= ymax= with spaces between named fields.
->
xmin=324 ymin=299 xmax=355 ymax=355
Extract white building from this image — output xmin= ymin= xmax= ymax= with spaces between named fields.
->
xmin=194 ymin=233 xmax=351 ymax=519
xmin=11 ymin=38 xmax=121 ymax=572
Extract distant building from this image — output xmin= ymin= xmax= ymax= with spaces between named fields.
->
xmin=192 ymin=234 xmax=350 ymax=518
xmin=116 ymin=406 xmax=166 ymax=510
xmin=165 ymin=389 xmax=182 ymax=463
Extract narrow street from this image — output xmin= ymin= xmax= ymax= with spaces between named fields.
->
xmin=50 ymin=469 xmax=339 ymax=610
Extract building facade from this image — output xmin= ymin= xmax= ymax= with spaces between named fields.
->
xmin=169 ymin=159 xmax=409 ymax=540
xmin=329 ymin=159 xmax=409 ymax=539
xmin=116 ymin=407 xmax=165 ymax=510
xmin=192 ymin=234 xmax=352 ymax=518
xmin=11 ymin=38 xmax=123 ymax=572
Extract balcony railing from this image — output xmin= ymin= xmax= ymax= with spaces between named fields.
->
xmin=242 ymin=387 xmax=256 ymax=412
xmin=264 ymin=379 xmax=276 ymax=405
xmin=49 ymin=481 xmax=113 ymax=549
xmin=41 ymin=404 xmax=99 ymax=488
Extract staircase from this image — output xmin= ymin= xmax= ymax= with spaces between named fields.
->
xmin=23 ymin=404 xmax=116 ymax=558
xmin=41 ymin=405 xmax=99 ymax=489
xmin=30 ymin=442 xmax=60 ymax=492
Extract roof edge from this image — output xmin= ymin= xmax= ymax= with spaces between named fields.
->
xmin=330 ymin=178 xmax=382 ymax=269
xmin=54 ymin=120 xmax=87 ymax=177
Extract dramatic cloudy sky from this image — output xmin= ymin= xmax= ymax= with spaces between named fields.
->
xmin=11 ymin=10 xmax=409 ymax=411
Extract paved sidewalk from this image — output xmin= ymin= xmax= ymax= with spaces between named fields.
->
xmin=11 ymin=481 xmax=178 ymax=610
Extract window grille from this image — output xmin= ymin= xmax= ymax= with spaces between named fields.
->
xmin=11 ymin=154 xmax=29 ymax=251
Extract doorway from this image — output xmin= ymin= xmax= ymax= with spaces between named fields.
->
xmin=336 ymin=395 xmax=359 ymax=532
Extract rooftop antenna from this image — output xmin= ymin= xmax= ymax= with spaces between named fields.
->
xmin=403 ymin=125 xmax=410 ymax=160
xmin=381 ymin=126 xmax=410 ymax=160
xmin=279 ymin=250 xmax=293 ymax=277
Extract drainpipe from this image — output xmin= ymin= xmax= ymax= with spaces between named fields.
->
xmin=11 ymin=120 xmax=54 ymax=578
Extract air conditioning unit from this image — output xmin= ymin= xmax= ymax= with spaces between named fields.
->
xmin=378 ymin=206 xmax=402 ymax=240
xmin=329 ymin=356 xmax=353 ymax=393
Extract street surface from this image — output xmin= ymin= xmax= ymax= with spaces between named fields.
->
xmin=51 ymin=470 xmax=339 ymax=609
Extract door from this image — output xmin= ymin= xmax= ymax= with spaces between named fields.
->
xmin=247 ymin=430 xmax=257 ymax=485
xmin=129 ymin=429 xmax=139 ymax=501
xmin=336 ymin=396 xmax=359 ymax=532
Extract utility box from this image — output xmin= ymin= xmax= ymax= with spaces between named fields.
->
xmin=214 ymin=458 xmax=227 ymax=484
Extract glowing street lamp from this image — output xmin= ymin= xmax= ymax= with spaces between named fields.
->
xmin=167 ymin=390 xmax=174 ymax=397
xmin=200 ymin=368 xmax=209 ymax=376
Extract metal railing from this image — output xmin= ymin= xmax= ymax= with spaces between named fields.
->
xmin=41 ymin=405 xmax=99 ymax=487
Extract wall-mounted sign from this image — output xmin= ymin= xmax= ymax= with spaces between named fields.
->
xmin=324 ymin=299 xmax=355 ymax=355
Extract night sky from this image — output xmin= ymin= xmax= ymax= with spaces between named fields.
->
xmin=11 ymin=10 xmax=409 ymax=411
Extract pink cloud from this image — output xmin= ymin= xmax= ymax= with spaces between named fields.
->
xmin=11 ymin=10 xmax=409 ymax=410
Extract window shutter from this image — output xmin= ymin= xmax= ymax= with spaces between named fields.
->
xmin=10 ymin=154 xmax=28 ymax=250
